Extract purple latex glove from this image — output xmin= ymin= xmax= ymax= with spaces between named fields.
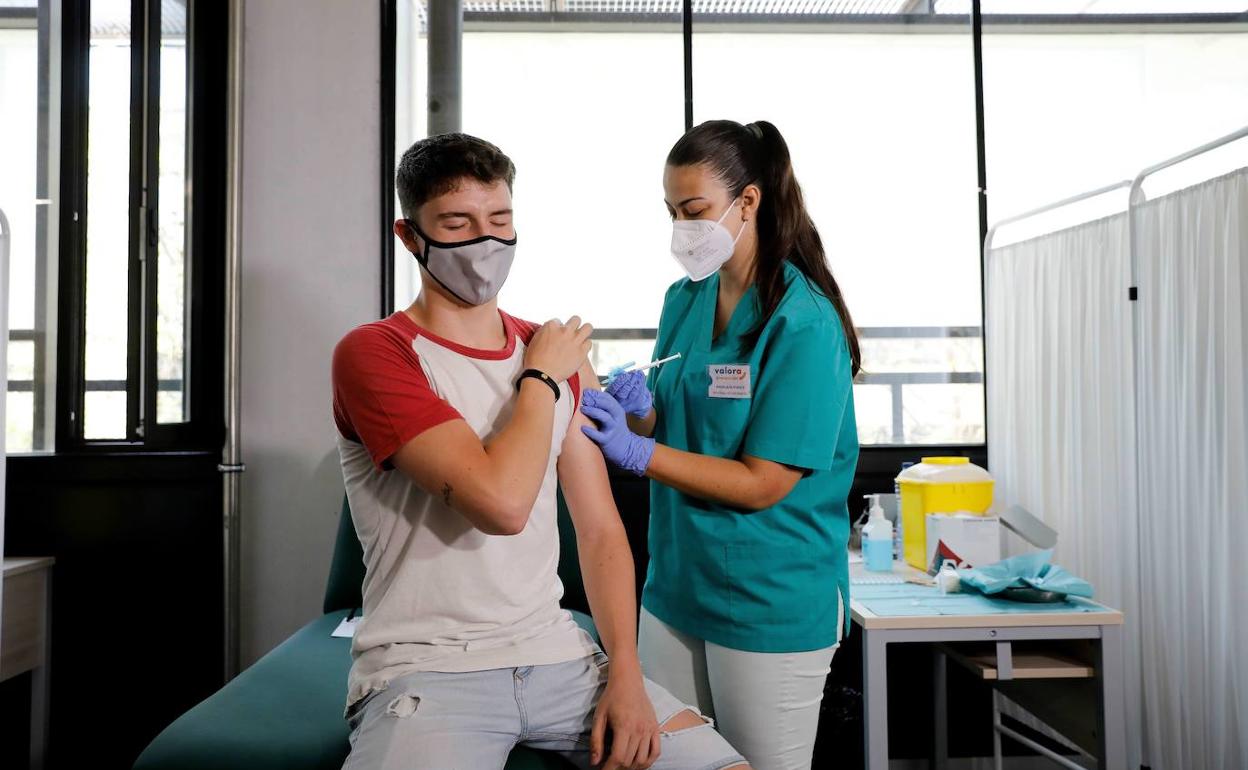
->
xmin=605 ymin=367 xmax=654 ymax=418
xmin=580 ymin=389 xmax=655 ymax=476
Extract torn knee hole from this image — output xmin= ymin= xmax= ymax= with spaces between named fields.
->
xmin=385 ymin=694 xmax=421 ymax=718
xmin=659 ymin=708 xmax=711 ymax=735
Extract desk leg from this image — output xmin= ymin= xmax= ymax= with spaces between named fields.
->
xmin=1096 ymin=624 xmax=1127 ymax=770
xmin=863 ymin=632 xmax=889 ymax=770
xmin=933 ymin=646 xmax=948 ymax=770
xmin=30 ymin=570 xmax=51 ymax=770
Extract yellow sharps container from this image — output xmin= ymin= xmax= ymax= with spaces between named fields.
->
xmin=896 ymin=457 xmax=994 ymax=569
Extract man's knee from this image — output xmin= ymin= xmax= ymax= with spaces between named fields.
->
xmin=660 ymin=708 xmax=709 ymax=733
xmin=656 ymin=709 xmax=753 ymax=769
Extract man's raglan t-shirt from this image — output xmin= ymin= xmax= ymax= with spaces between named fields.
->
xmin=332 ymin=310 xmax=597 ymax=712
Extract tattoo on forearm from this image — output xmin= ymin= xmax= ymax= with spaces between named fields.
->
xmin=441 ymin=482 xmax=453 ymax=507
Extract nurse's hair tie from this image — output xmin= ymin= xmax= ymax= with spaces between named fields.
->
xmin=746 ymin=122 xmax=764 ymax=140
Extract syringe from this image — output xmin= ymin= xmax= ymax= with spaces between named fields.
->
xmin=625 ymin=353 xmax=681 ymax=373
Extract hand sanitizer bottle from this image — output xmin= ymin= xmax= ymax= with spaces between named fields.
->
xmin=862 ymin=494 xmax=894 ymax=572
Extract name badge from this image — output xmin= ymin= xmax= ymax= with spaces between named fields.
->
xmin=707 ymin=364 xmax=752 ymax=399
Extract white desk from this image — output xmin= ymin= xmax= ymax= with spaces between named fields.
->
xmin=849 ymin=558 xmax=1125 ymax=770
xmin=2 ymin=556 xmax=54 ymax=770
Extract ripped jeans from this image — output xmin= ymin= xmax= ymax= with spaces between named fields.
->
xmin=342 ymin=650 xmax=747 ymax=770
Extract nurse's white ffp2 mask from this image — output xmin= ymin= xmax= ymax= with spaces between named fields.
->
xmin=670 ymin=198 xmax=744 ymax=282
xmin=408 ymin=220 xmax=516 ymax=306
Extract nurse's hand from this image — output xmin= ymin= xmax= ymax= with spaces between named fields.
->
xmin=580 ymin=390 xmax=655 ymax=477
xmin=605 ymin=368 xmax=654 ymax=419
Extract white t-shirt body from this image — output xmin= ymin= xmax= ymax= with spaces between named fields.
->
xmin=332 ymin=310 xmax=596 ymax=711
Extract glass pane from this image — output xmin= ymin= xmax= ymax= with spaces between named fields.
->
xmin=84 ymin=0 xmax=133 ymax=439
xmin=860 ymin=335 xmax=983 ymax=374
xmin=901 ymin=383 xmax=985 ymax=444
xmin=7 ymin=339 xmax=34 ymax=382
xmin=454 ymin=18 xmax=684 ymax=328
xmin=853 ymin=383 xmax=895 ymax=446
xmin=589 ymin=338 xmax=657 ymax=379
xmin=985 ymin=28 xmax=1248 ymax=232
xmin=695 ymin=22 xmax=985 ymax=446
xmin=393 ymin=0 xmax=428 ymax=313
xmin=84 ymin=389 xmax=127 ymax=440
xmin=2 ymin=0 xmax=59 ymax=454
xmin=6 ymin=391 xmax=34 ymax=454
xmin=1 ymin=27 xmax=37 ymax=333
xmin=937 ymin=0 xmax=1248 ymax=13
xmin=156 ymin=2 xmax=189 ymax=423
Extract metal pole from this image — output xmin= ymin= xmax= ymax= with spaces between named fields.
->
xmin=970 ymin=0 xmax=989 ymax=456
xmin=380 ymin=0 xmax=396 ymax=316
xmin=683 ymin=0 xmax=693 ymax=131
xmin=428 ymin=0 xmax=463 ymax=135
xmin=221 ymin=0 xmax=247 ymax=682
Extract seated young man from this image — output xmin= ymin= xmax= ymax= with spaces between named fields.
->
xmin=332 ymin=133 xmax=750 ymax=770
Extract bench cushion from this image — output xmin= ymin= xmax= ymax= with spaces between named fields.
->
xmin=134 ymin=610 xmax=599 ymax=770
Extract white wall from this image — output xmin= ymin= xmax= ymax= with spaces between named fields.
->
xmin=239 ymin=0 xmax=380 ymax=665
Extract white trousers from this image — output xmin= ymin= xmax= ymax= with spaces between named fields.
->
xmin=637 ymin=602 xmax=842 ymax=770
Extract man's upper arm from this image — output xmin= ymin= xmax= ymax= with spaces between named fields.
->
xmin=332 ymin=325 xmax=464 ymax=468
xmin=558 ymin=361 xmax=624 ymax=543
xmin=333 ymin=325 xmax=512 ymax=530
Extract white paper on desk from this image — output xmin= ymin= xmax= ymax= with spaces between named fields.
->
xmin=332 ymin=616 xmax=361 ymax=638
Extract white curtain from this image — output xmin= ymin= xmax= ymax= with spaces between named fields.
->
xmin=986 ymin=213 xmax=1144 ymax=769
xmin=987 ymin=165 xmax=1248 ymax=769
xmin=1133 ymin=168 xmax=1248 ymax=770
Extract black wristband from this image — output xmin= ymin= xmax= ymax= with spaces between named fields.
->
xmin=516 ymin=369 xmax=561 ymax=402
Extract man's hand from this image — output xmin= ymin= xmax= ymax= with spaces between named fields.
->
xmin=591 ymin=661 xmax=661 ymax=770
xmin=524 ymin=316 xmax=593 ymax=383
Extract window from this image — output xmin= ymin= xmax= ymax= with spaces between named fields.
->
xmin=386 ymin=1 xmax=1246 ymax=448
xmin=2 ymin=0 xmax=60 ymax=453
xmin=4 ymin=0 xmax=209 ymax=452
xmin=391 ymin=3 xmax=686 ymax=374
xmin=81 ymin=0 xmax=134 ymax=440
xmin=393 ymin=3 xmax=986 ymax=446
xmin=693 ymin=14 xmax=985 ymax=445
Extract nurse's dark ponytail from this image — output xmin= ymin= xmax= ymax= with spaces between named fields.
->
xmin=667 ymin=120 xmax=861 ymax=376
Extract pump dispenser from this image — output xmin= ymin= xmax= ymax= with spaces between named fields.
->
xmin=862 ymin=494 xmax=894 ymax=572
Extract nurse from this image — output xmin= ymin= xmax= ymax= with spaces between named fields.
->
xmin=579 ymin=119 xmax=860 ymax=770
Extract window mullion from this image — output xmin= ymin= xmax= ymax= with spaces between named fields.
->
xmin=57 ymin=0 xmax=89 ymax=449
xmin=123 ymin=0 xmax=146 ymax=442
xmin=139 ymin=0 xmax=162 ymax=442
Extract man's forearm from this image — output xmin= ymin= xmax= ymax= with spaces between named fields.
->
xmin=578 ymin=530 xmax=642 ymax=672
xmin=476 ymin=378 xmax=558 ymax=528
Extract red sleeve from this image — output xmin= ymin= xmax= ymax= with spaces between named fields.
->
xmin=502 ymin=312 xmax=582 ymax=407
xmin=332 ymin=323 xmax=463 ymax=471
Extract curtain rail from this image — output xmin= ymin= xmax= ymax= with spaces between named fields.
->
xmin=986 ymin=123 xmax=1248 ymax=259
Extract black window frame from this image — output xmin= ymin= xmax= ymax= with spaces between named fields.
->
xmin=53 ymin=0 xmax=223 ymax=453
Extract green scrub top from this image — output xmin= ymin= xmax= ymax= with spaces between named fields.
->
xmin=642 ymin=260 xmax=859 ymax=653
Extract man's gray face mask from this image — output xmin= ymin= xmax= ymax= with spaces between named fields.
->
xmin=407 ymin=219 xmax=517 ymax=306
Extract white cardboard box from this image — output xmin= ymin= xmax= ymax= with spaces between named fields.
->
xmin=925 ymin=513 xmax=1002 ymax=570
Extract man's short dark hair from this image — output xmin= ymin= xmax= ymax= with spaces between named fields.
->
xmin=396 ymin=133 xmax=516 ymax=218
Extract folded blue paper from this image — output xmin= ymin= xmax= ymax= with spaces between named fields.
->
xmin=958 ymin=550 xmax=1094 ymax=599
